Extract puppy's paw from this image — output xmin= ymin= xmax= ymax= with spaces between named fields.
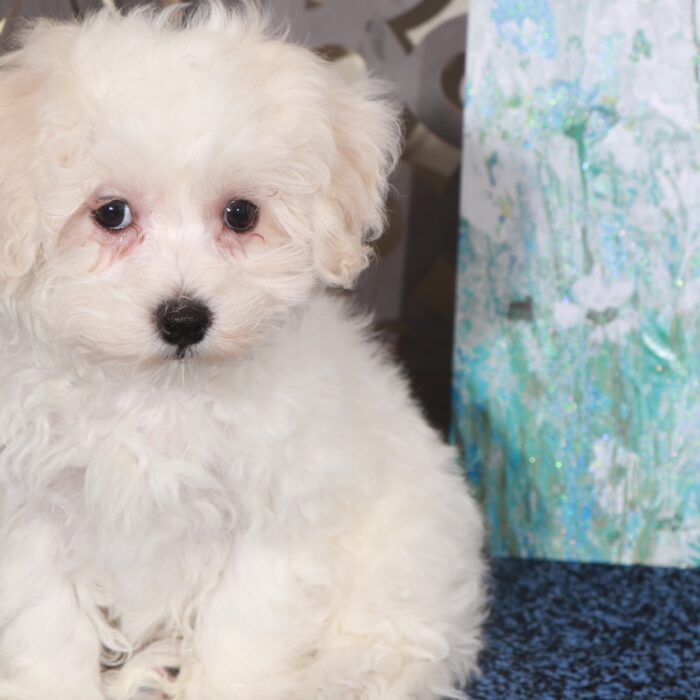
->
xmin=124 ymin=668 xmax=179 ymax=700
xmin=305 ymin=676 xmax=388 ymax=700
xmin=103 ymin=657 xmax=181 ymax=700
xmin=102 ymin=639 xmax=182 ymax=700
xmin=127 ymin=687 xmax=172 ymax=700
xmin=298 ymin=645 xmax=463 ymax=700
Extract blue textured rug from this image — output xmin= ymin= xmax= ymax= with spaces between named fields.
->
xmin=467 ymin=557 xmax=700 ymax=699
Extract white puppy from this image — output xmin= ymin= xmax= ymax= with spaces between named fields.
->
xmin=0 ymin=3 xmax=485 ymax=699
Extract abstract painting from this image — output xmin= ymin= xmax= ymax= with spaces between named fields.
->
xmin=454 ymin=0 xmax=700 ymax=566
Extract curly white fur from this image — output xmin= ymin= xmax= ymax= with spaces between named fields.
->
xmin=0 ymin=3 xmax=486 ymax=699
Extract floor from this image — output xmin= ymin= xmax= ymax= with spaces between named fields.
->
xmin=467 ymin=557 xmax=700 ymax=700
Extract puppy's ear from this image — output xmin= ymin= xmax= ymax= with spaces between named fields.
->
xmin=0 ymin=53 xmax=40 ymax=289
xmin=0 ymin=21 xmax=78 ymax=293
xmin=313 ymin=82 xmax=402 ymax=288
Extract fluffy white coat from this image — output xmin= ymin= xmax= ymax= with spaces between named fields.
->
xmin=0 ymin=4 xmax=485 ymax=699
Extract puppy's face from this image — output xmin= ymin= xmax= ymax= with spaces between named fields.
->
xmin=0 ymin=5 xmax=400 ymax=363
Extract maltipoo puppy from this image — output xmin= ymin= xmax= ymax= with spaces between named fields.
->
xmin=0 ymin=3 xmax=485 ymax=699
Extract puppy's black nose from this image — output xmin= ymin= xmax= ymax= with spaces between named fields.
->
xmin=155 ymin=297 xmax=212 ymax=350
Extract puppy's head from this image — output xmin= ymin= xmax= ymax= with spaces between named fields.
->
xmin=0 ymin=2 xmax=401 ymax=363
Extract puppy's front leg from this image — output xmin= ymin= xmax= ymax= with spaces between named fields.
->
xmin=178 ymin=535 xmax=330 ymax=700
xmin=177 ymin=469 xmax=484 ymax=700
xmin=293 ymin=477 xmax=485 ymax=700
xmin=0 ymin=520 xmax=104 ymax=700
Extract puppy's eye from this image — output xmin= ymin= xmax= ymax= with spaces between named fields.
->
xmin=92 ymin=200 xmax=133 ymax=231
xmin=223 ymin=199 xmax=258 ymax=233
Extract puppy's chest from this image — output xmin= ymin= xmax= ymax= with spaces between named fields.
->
xmin=69 ymin=407 xmax=240 ymax=634
xmin=78 ymin=407 xmax=244 ymax=532
xmin=4 ymin=382 xmax=250 ymax=540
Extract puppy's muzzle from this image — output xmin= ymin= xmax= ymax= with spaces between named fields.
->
xmin=155 ymin=297 xmax=212 ymax=354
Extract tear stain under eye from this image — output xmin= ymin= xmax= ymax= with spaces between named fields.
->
xmin=215 ymin=229 xmax=265 ymax=258
xmin=89 ymin=231 xmax=145 ymax=273
xmin=56 ymin=210 xmax=145 ymax=273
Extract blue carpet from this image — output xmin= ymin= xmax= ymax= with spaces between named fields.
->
xmin=467 ymin=557 xmax=700 ymax=699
